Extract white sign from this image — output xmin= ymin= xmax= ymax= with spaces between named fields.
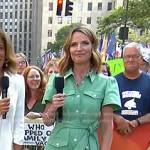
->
xmin=24 ymin=118 xmax=54 ymax=146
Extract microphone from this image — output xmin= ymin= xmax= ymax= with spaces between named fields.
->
xmin=1 ymin=76 xmax=9 ymax=119
xmin=54 ymin=76 xmax=64 ymax=122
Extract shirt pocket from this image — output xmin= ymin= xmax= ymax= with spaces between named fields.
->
xmin=83 ymin=90 xmax=104 ymax=109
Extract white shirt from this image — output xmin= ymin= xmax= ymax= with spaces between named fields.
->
xmin=0 ymin=72 xmax=25 ymax=150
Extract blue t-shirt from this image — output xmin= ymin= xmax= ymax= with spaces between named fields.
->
xmin=115 ymin=72 xmax=150 ymax=120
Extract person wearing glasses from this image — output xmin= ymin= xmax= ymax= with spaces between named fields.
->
xmin=41 ymin=26 xmax=121 ymax=150
xmin=23 ymin=65 xmax=47 ymax=150
xmin=23 ymin=65 xmax=47 ymax=118
xmin=0 ymin=30 xmax=25 ymax=150
xmin=16 ymin=52 xmax=29 ymax=74
xmin=114 ymin=42 xmax=150 ymax=135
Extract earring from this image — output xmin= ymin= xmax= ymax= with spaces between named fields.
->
xmin=4 ymin=59 xmax=8 ymax=68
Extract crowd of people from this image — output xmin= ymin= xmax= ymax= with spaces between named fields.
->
xmin=0 ymin=26 xmax=150 ymax=150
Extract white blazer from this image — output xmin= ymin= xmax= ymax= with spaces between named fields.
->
xmin=0 ymin=72 xmax=25 ymax=150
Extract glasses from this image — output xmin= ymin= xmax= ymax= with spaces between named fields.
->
xmin=123 ymin=55 xmax=140 ymax=60
xmin=17 ymin=60 xmax=26 ymax=65
xmin=27 ymin=75 xmax=41 ymax=80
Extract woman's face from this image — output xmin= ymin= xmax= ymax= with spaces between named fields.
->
xmin=27 ymin=68 xmax=41 ymax=90
xmin=0 ymin=38 xmax=5 ymax=70
xmin=16 ymin=56 xmax=27 ymax=74
xmin=70 ymin=31 xmax=93 ymax=66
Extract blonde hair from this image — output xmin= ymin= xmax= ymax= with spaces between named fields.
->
xmin=59 ymin=26 xmax=102 ymax=75
xmin=0 ymin=29 xmax=17 ymax=73
xmin=16 ymin=52 xmax=29 ymax=66
xmin=43 ymin=58 xmax=58 ymax=75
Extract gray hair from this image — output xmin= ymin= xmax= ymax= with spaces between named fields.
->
xmin=123 ymin=42 xmax=142 ymax=56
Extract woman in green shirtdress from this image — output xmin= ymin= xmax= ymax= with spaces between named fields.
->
xmin=42 ymin=26 xmax=121 ymax=150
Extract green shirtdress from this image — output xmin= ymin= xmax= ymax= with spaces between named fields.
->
xmin=42 ymin=69 xmax=121 ymax=150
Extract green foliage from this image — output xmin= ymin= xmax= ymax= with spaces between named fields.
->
xmin=97 ymin=0 xmax=150 ymax=37
xmin=97 ymin=7 xmax=126 ymax=35
xmin=47 ymin=23 xmax=81 ymax=57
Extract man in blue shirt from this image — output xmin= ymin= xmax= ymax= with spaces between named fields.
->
xmin=114 ymin=42 xmax=150 ymax=135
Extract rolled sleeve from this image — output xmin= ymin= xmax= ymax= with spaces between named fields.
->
xmin=42 ymin=73 xmax=56 ymax=104
xmin=103 ymin=76 xmax=121 ymax=111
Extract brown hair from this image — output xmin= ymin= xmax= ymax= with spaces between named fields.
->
xmin=43 ymin=58 xmax=59 ymax=75
xmin=23 ymin=65 xmax=47 ymax=102
xmin=0 ymin=29 xmax=17 ymax=73
xmin=59 ymin=26 xmax=102 ymax=75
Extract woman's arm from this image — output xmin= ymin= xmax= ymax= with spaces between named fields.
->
xmin=13 ymin=143 xmax=23 ymax=150
xmin=42 ymin=93 xmax=65 ymax=126
xmin=42 ymin=102 xmax=56 ymax=126
xmin=100 ymin=105 xmax=113 ymax=150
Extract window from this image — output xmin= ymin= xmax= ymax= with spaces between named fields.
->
xmin=10 ymin=12 xmax=13 ymax=18
xmin=25 ymin=11 xmax=27 ymax=19
xmin=30 ymin=3 xmax=32 ymax=9
xmin=67 ymin=17 xmax=72 ymax=24
xmin=20 ymin=4 xmax=23 ymax=9
xmin=0 ymin=22 xmax=3 ymax=28
xmin=49 ymin=2 xmax=53 ymax=11
xmin=58 ymin=17 xmax=62 ymax=24
xmin=87 ymin=17 xmax=91 ymax=24
xmin=0 ymin=12 xmax=3 ymax=19
xmin=48 ymin=17 xmax=52 ymax=24
xmin=20 ymin=11 xmax=22 ymax=19
xmin=25 ymin=4 xmax=28 ymax=9
xmin=19 ymin=22 xmax=22 ymax=32
xmin=98 ymin=2 xmax=102 ymax=10
xmin=24 ymin=21 xmax=27 ymax=32
xmin=107 ymin=2 xmax=112 ymax=11
xmin=15 ymin=11 xmax=17 ymax=18
xmin=88 ymin=2 xmax=92 ymax=11
xmin=5 ymin=12 xmax=8 ymax=18
xmin=48 ymin=30 xmax=52 ymax=37
xmin=29 ymin=21 xmax=32 ymax=32
xmin=29 ymin=11 xmax=32 ymax=19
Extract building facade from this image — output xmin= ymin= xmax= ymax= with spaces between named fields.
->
xmin=0 ymin=0 xmax=42 ymax=65
xmin=41 ymin=0 xmax=123 ymax=52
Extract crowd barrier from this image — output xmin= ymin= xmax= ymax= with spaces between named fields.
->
xmin=98 ymin=123 xmax=150 ymax=150
xmin=23 ymin=118 xmax=150 ymax=150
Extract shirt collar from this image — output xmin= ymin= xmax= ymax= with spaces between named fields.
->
xmin=64 ymin=68 xmax=96 ymax=82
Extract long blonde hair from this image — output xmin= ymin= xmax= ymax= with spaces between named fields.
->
xmin=59 ymin=26 xmax=102 ymax=75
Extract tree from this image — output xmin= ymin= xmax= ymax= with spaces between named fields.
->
xmin=47 ymin=23 xmax=81 ymax=57
xmin=97 ymin=0 xmax=150 ymax=36
xmin=97 ymin=7 xmax=126 ymax=35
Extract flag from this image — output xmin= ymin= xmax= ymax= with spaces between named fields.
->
xmin=41 ymin=49 xmax=54 ymax=69
xmin=101 ymin=36 xmax=108 ymax=62
xmin=107 ymin=33 xmax=116 ymax=58
xmin=98 ymin=34 xmax=104 ymax=52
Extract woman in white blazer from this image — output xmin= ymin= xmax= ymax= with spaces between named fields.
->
xmin=0 ymin=30 xmax=25 ymax=150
